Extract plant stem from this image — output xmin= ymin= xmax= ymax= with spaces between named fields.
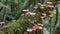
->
xmin=55 ymin=7 xmax=58 ymax=25
xmin=49 ymin=17 xmax=52 ymax=34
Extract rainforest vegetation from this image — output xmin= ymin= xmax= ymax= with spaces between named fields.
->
xmin=0 ymin=0 xmax=60 ymax=34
